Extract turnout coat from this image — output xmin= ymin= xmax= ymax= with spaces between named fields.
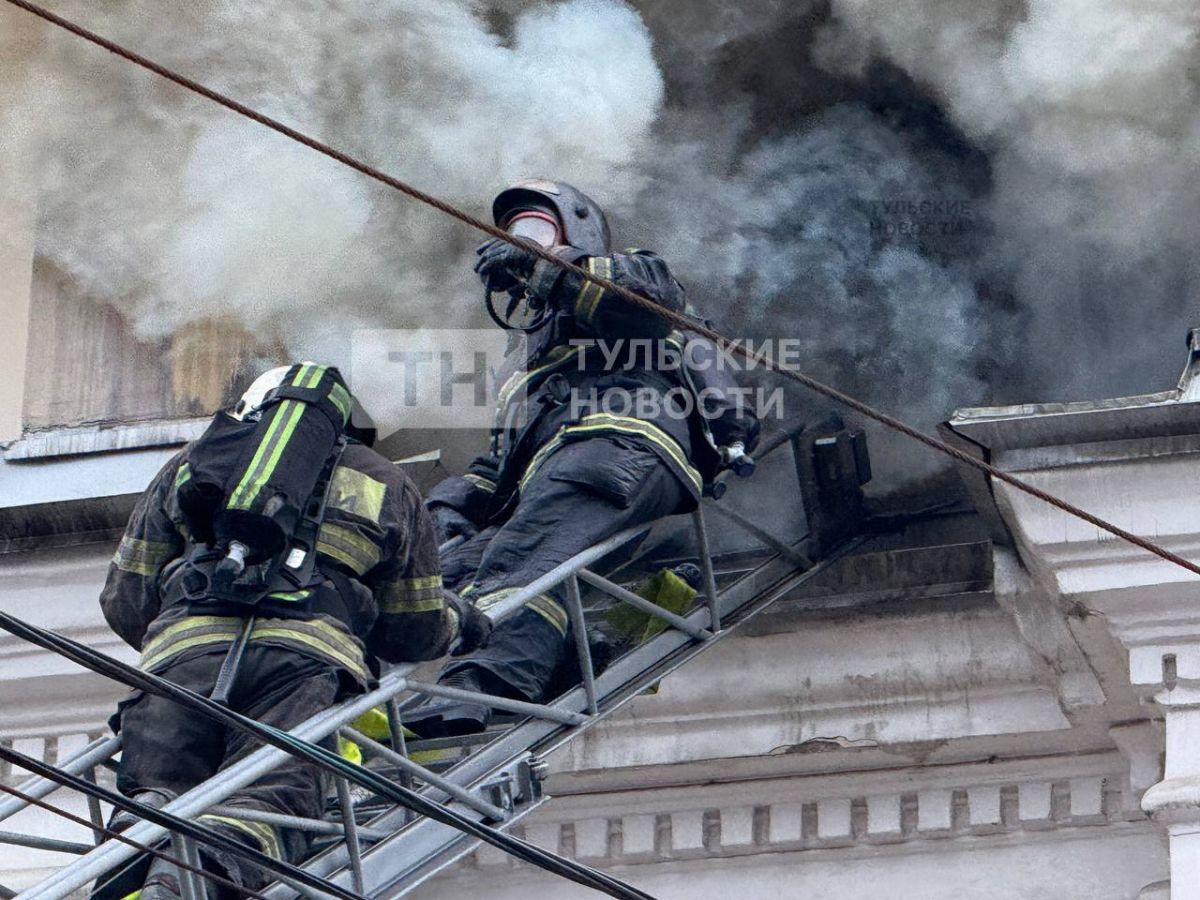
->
xmin=102 ymin=439 xmax=458 ymax=688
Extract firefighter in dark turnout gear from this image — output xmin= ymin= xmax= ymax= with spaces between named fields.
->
xmin=406 ymin=179 xmax=760 ymax=738
xmin=98 ymin=363 xmax=483 ymax=899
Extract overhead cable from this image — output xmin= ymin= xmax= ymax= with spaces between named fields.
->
xmin=0 ymin=744 xmax=364 ymax=900
xmin=0 ymin=779 xmax=274 ymax=900
xmin=4 ymin=0 xmax=1193 ymax=579
xmin=0 ymin=610 xmax=656 ymax=900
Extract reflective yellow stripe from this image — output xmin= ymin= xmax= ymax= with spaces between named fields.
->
xmin=568 ymin=415 xmax=703 ymax=493
xmin=473 ymin=589 xmax=566 ymax=635
xmin=316 ymin=541 xmax=361 ymax=574
xmin=140 ymin=616 xmax=368 ymax=679
xmin=145 ymin=615 xmax=242 ymax=644
xmin=574 ymin=257 xmax=603 ymax=325
xmin=327 ymin=466 xmax=387 ymax=523
xmin=141 ymin=616 xmax=244 ymax=669
xmin=199 ymin=814 xmax=282 ymax=860
xmin=463 ymin=473 xmax=496 ymax=494
xmin=113 ymin=537 xmax=175 ymax=577
xmin=228 ymin=365 xmax=312 ymax=509
xmin=497 ymin=345 xmax=581 ymax=407
xmin=317 ymin=522 xmax=381 ymax=575
xmin=577 ymin=256 xmax=612 ymax=328
xmin=268 ymin=589 xmax=312 ymax=603
xmin=493 ymin=346 xmax=583 ymax=436
xmin=251 ymin=621 xmax=367 ymax=677
xmin=328 ymin=381 xmax=352 ymax=425
xmin=472 ymin=588 xmax=514 ymax=611
xmin=141 ymin=628 xmax=242 ymax=671
xmin=230 ymin=365 xmax=323 ymax=510
xmin=517 ymin=415 xmax=703 ymax=495
xmin=380 ymin=575 xmax=445 ymax=614
xmin=245 ymin=367 xmax=324 ymax=505
xmin=524 ymin=593 xmax=568 ymax=635
xmin=174 ymin=462 xmax=191 ymax=489
xmin=406 ymin=575 xmax=443 ymax=589
xmin=517 ymin=432 xmax=570 ymax=492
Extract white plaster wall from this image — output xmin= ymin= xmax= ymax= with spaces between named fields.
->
xmin=553 ymin=603 xmax=1070 ymax=774
xmin=425 ymin=827 xmax=1166 ymax=900
xmin=0 ymin=543 xmax=132 ymax=738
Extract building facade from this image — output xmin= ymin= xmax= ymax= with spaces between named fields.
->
xmin=7 ymin=339 xmax=1200 ymax=898
xmin=2 ymin=24 xmax=1196 ymax=887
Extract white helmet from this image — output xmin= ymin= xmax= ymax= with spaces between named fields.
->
xmin=232 ymin=362 xmax=317 ymax=421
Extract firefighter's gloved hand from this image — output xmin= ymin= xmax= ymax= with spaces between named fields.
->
xmin=430 ymin=505 xmax=477 ymax=544
xmin=448 ymin=592 xmax=493 ymax=654
xmin=474 ymin=238 xmax=537 ymax=294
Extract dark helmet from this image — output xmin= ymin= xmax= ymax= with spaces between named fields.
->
xmin=492 ymin=179 xmax=611 ymax=257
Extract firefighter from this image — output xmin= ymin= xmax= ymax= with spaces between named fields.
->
xmin=404 ymin=179 xmax=759 ymax=738
xmin=98 ymin=363 xmax=488 ymax=900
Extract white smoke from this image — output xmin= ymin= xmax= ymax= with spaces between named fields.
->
xmin=2 ymin=0 xmax=664 ymax=360
xmin=7 ymin=0 xmax=1200 ymax=489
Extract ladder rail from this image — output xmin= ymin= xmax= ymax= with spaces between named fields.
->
xmin=13 ymin=511 xmax=712 ymax=900
xmin=18 ymin=671 xmax=418 ymax=900
xmin=260 ymin=431 xmax=821 ymax=891
xmin=0 ymin=736 xmax=122 ymax=826
xmin=17 ymin=422 xmax=826 ymax=898
xmin=287 ymin=536 xmax=862 ymax=898
xmin=10 ymin=513 xmax=683 ymax=900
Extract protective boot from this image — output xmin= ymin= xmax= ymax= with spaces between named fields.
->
xmin=139 ymin=850 xmax=225 ymax=900
xmin=401 ymin=668 xmax=493 ymax=739
xmin=136 ymin=856 xmax=185 ymax=900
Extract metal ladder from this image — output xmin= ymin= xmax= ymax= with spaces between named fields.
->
xmin=1 ymin=419 xmax=871 ymax=899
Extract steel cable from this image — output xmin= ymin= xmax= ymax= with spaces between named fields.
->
xmin=5 ymin=0 xmax=1194 ymax=578
xmin=0 ymin=611 xmax=655 ymax=900
xmin=0 ymin=780 xmax=275 ymax=900
xmin=0 ymin=745 xmax=365 ymax=900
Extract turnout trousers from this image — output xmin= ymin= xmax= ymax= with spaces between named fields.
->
xmin=440 ymin=435 xmax=686 ymax=702
xmin=115 ymin=644 xmax=343 ymax=892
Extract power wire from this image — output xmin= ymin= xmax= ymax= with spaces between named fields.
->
xmin=0 ymin=611 xmax=655 ymax=900
xmin=4 ymin=0 xmax=1195 ymax=579
xmin=0 ymin=780 xmax=272 ymax=900
xmin=0 ymin=745 xmax=364 ymax=900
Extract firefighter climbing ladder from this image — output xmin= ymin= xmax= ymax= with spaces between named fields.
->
xmin=0 ymin=422 xmax=870 ymax=898
xmin=4 ymin=0 xmax=1200 ymax=895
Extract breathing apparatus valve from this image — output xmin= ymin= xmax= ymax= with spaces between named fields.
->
xmin=214 ymin=540 xmax=250 ymax=583
xmin=720 ymin=442 xmax=756 ymax=478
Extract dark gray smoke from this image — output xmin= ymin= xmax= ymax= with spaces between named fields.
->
xmin=618 ymin=0 xmax=1199 ymax=485
xmin=616 ymin=0 xmax=1003 ymax=484
xmin=627 ymin=100 xmax=998 ymax=484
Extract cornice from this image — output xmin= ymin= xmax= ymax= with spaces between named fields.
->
xmin=467 ymin=750 xmax=1144 ymax=872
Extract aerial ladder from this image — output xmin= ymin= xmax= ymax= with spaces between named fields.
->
xmin=0 ymin=418 xmax=872 ymax=899
xmin=1 ymin=1 xmax=1194 ymax=893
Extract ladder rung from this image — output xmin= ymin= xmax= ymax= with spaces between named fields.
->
xmin=403 ymin=681 xmax=588 ymax=726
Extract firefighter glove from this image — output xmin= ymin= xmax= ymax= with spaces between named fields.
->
xmin=448 ymin=592 xmax=493 ymax=654
xmin=474 ymin=238 xmax=537 ymax=294
xmin=430 ymin=505 xmax=478 ymax=544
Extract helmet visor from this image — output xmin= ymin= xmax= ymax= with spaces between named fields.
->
xmin=505 ymin=211 xmax=561 ymax=248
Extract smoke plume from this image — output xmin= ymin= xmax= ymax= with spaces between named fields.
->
xmin=4 ymin=0 xmax=1200 ymax=487
xmin=815 ymin=0 xmax=1200 ymax=401
xmin=1 ymin=0 xmax=662 ymax=351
